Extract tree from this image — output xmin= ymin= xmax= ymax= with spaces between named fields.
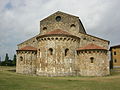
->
xmin=0 ymin=53 xmax=16 ymax=66
xmin=12 ymin=54 xmax=16 ymax=66
xmin=5 ymin=53 xmax=9 ymax=66
xmin=0 ymin=57 xmax=1 ymax=65
xmin=5 ymin=53 xmax=9 ymax=62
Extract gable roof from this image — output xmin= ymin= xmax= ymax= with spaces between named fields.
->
xmin=77 ymin=43 xmax=107 ymax=51
xmin=41 ymin=11 xmax=79 ymax=22
xmin=17 ymin=34 xmax=38 ymax=46
xmin=17 ymin=46 xmax=37 ymax=51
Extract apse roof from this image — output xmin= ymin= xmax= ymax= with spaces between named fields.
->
xmin=36 ymin=29 xmax=80 ymax=39
xmin=17 ymin=46 xmax=37 ymax=51
xmin=45 ymin=29 xmax=70 ymax=35
xmin=77 ymin=43 xmax=107 ymax=51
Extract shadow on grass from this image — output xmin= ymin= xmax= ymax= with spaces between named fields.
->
xmin=7 ymin=69 xmax=16 ymax=72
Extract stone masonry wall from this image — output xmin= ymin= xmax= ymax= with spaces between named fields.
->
xmin=40 ymin=11 xmax=86 ymax=35
xmin=77 ymin=33 xmax=109 ymax=49
xmin=36 ymin=35 xmax=80 ymax=76
xmin=17 ymin=35 xmax=38 ymax=49
xmin=16 ymin=51 xmax=37 ymax=74
xmin=76 ymin=50 xmax=110 ymax=76
xmin=16 ymin=11 xmax=110 ymax=76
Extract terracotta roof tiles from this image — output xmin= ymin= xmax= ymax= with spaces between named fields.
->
xmin=36 ymin=29 xmax=80 ymax=39
xmin=45 ymin=29 xmax=70 ymax=35
xmin=18 ymin=46 xmax=37 ymax=51
xmin=77 ymin=44 xmax=107 ymax=51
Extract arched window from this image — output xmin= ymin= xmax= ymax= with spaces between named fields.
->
xmin=65 ymin=48 xmax=69 ymax=56
xmin=49 ymin=48 xmax=53 ymax=55
xmin=90 ymin=57 xmax=94 ymax=63
xmin=20 ymin=56 xmax=23 ymax=61
xmin=43 ymin=27 xmax=47 ymax=30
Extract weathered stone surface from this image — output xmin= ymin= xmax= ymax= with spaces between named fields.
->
xmin=40 ymin=11 xmax=86 ymax=35
xmin=16 ymin=51 xmax=37 ymax=74
xmin=76 ymin=50 xmax=109 ymax=76
xmin=16 ymin=11 xmax=110 ymax=76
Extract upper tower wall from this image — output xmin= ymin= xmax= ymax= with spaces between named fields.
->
xmin=40 ymin=11 xmax=86 ymax=35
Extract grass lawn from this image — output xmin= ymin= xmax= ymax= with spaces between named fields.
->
xmin=0 ymin=66 xmax=120 ymax=90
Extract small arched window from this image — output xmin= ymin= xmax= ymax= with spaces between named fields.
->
xmin=49 ymin=48 xmax=53 ymax=55
xmin=65 ymin=48 xmax=69 ymax=56
xmin=43 ymin=27 xmax=47 ymax=30
xmin=90 ymin=57 xmax=94 ymax=63
xmin=20 ymin=56 xmax=23 ymax=61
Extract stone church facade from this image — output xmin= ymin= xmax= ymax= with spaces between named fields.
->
xmin=16 ymin=11 xmax=110 ymax=76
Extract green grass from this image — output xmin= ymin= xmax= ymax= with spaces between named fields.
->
xmin=0 ymin=66 xmax=120 ymax=90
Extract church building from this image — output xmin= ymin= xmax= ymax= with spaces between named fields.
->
xmin=16 ymin=11 xmax=110 ymax=76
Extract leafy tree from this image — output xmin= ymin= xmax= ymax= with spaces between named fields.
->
xmin=12 ymin=54 xmax=16 ymax=66
xmin=0 ymin=61 xmax=6 ymax=66
xmin=0 ymin=57 xmax=1 ymax=65
xmin=4 ymin=53 xmax=9 ymax=66
xmin=0 ymin=53 xmax=16 ymax=66
xmin=5 ymin=53 xmax=9 ymax=62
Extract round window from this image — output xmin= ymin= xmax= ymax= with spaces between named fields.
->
xmin=56 ymin=16 xmax=61 ymax=22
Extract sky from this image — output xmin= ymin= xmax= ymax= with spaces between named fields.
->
xmin=0 ymin=0 xmax=120 ymax=60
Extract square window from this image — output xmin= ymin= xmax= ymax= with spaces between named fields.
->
xmin=114 ymin=59 xmax=117 ymax=63
xmin=114 ymin=51 xmax=116 ymax=55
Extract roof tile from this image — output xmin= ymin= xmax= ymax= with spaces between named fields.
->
xmin=45 ymin=29 xmax=70 ymax=35
xmin=18 ymin=46 xmax=37 ymax=51
xmin=77 ymin=44 xmax=107 ymax=50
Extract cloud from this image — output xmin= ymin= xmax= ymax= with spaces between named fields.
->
xmin=0 ymin=0 xmax=120 ymax=60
